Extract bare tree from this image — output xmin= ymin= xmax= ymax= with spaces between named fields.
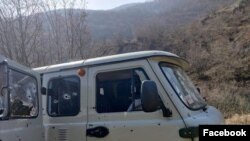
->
xmin=0 ymin=0 xmax=42 ymax=66
xmin=41 ymin=0 xmax=90 ymax=64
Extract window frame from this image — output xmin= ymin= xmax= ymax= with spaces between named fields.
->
xmin=46 ymin=75 xmax=81 ymax=117
xmin=0 ymin=61 xmax=8 ymax=119
xmin=95 ymin=67 xmax=149 ymax=114
xmin=159 ymin=62 xmax=207 ymax=111
xmin=0 ymin=63 xmax=39 ymax=120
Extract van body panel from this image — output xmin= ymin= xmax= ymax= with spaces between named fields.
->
xmin=147 ymin=57 xmax=224 ymax=140
xmin=34 ymin=51 xmax=188 ymax=74
xmin=147 ymin=58 xmax=190 ymax=118
xmin=184 ymin=106 xmax=225 ymax=126
xmin=0 ymin=56 xmax=44 ymax=141
xmin=86 ymin=60 xmax=188 ymax=141
xmin=34 ymin=50 xmax=224 ymax=141
xmin=42 ymin=69 xmax=88 ymax=141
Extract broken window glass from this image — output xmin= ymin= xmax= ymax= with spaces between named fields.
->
xmin=9 ymin=69 xmax=38 ymax=117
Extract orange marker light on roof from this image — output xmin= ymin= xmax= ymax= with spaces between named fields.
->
xmin=77 ymin=68 xmax=86 ymax=77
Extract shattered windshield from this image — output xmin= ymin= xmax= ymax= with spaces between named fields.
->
xmin=160 ymin=62 xmax=206 ymax=110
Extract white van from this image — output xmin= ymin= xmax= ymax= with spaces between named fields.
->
xmin=35 ymin=50 xmax=224 ymax=141
xmin=0 ymin=55 xmax=44 ymax=141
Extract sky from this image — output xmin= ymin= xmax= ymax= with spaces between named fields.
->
xmin=86 ymin=0 xmax=150 ymax=10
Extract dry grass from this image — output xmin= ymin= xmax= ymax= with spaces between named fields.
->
xmin=226 ymin=114 xmax=250 ymax=124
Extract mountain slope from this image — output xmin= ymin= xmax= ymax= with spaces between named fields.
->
xmin=92 ymin=0 xmax=250 ymax=118
xmin=86 ymin=0 xmax=235 ymax=40
xmin=171 ymin=0 xmax=250 ymax=117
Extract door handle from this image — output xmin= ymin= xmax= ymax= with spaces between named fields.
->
xmin=179 ymin=127 xmax=199 ymax=138
xmin=86 ymin=126 xmax=109 ymax=138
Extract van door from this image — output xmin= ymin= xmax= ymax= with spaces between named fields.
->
xmin=87 ymin=60 xmax=188 ymax=141
xmin=0 ymin=60 xmax=43 ymax=141
xmin=42 ymin=69 xmax=87 ymax=141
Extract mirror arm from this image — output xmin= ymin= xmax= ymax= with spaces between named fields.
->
xmin=161 ymin=106 xmax=172 ymax=117
xmin=160 ymin=101 xmax=172 ymax=117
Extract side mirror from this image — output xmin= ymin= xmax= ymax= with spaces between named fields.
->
xmin=141 ymin=80 xmax=160 ymax=112
xmin=41 ymin=87 xmax=46 ymax=95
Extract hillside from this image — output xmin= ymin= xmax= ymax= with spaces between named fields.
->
xmin=138 ymin=0 xmax=250 ymax=118
xmin=185 ymin=0 xmax=250 ymax=117
xmin=0 ymin=0 xmax=248 ymax=121
xmin=90 ymin=0 xmax=250 ymax=119
xmin=86 ymin=0 xmax=235 ymax=40
xmin=0 ymin=0 xmax=237 ymax=67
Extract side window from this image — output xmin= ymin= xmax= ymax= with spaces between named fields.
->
xmin=47 ymin=76 xmax=80 ymax=117
xmin=9 ymin=69 xmax=38 ymax=118
xmin=0 ymin=64 xmax=7 ymax=117
xmin=96 ymin=68 xmax=149 ymax=113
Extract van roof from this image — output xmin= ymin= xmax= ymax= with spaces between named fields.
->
xmin=34 ymin=50 xmax=188 ymax=74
